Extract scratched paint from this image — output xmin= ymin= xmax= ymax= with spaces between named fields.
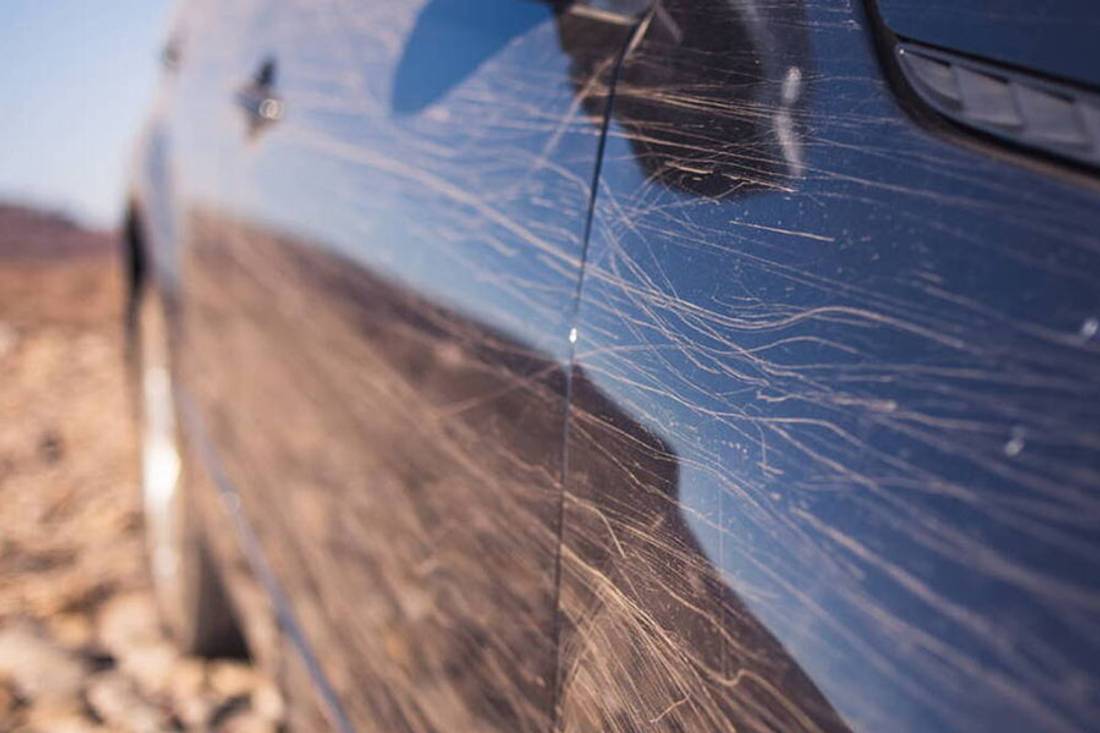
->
xmin=559 ymin=1 xmax=1100 ymax=732
xmin=133 ymin=0 xmax=1100 ymax=731
xmin=164 ymin=1 xmax=634 ymax=731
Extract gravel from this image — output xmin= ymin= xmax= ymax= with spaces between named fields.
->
xmin=0 ymin=212 xmax=283 ymax=732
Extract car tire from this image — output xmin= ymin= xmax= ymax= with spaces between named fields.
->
xmin=128 ymin=277 xmax=245 ymax=658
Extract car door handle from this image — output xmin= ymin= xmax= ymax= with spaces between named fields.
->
xmin=236 ymin=58 xmax=283 ymax=134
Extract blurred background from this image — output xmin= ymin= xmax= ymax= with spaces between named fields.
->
xmin=0 ymin=3 xmax=281 ymax=730
xmin=1 ymin=1 xmax=169 ymax=227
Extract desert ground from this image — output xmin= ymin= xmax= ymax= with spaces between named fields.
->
xmin=0 ymin=205 xmax=281 ymax=732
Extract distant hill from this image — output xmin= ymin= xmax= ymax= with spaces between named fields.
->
xmin=0 ymin=203 xmax=121 ymax=326
xmin=0 ymin=203 xmax=115 ymax=261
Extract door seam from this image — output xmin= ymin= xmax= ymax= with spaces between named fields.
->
xmin=547 ymin=8 xmax=653 ymax=732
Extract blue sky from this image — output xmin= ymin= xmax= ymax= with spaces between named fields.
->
xmin=0 ymin=1 xmax=172 ymax=228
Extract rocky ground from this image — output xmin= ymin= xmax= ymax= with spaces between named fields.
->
xmin=0 ymin=207 xmax=282 ymax=732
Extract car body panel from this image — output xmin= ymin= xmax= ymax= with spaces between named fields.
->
xmin=128 ymin=1 xmax=341 ymax=726
xmin=167 ymin=1 xmax=635 ymax=730
xmin=125 ymin=1 xmax=1100 ymax=732
xmin=558 ymin=1 xmax=1100 ymax=732
xmin=875 ymin=0 xmax=1100 ymax=88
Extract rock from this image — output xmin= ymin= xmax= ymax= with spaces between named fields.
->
xmin=0 ymin=672 xmax=22 ymax=719
xmin=120 ymin=640 xmax=179 ymax=697
xmin=0 ymin=251 xmax=282 ymax=731
xmin=36 ymin=429 xmax=64 ymax=465
xmin=251 ymin=681 xmax=285 ymax=723
xmin=167 ymin=658 xmax=213 ymax=730
xmin=85 ymin=672 xmax=176 ymax=733
xmin=216 ymin=709 xmax=278 ymax=733
xmin=96 ymin=592 xmax=162 ymax=657
xmin=208 ymin=661 xmax=262 ymax=699
xmin=47 ymin=612 xmax=94 ymax=649
xmin=0 ymin=624 xmax=86 ymax=704
xmin=167 ymin=657 xmax=205 ymax=698
xmin=208 ymin=694 xmax=279 ymax=733
xmin=0 ymin=321 xmax=17 ymax=359
xmin=19 ymin=701 xmax=104 ymax=733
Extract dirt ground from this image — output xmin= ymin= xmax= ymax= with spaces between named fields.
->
xmin=0 ymin=207 xmax=282 ymax=732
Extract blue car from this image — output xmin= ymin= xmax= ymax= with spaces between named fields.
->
xmin=124 ymin=1 xmax=1100 ymax=730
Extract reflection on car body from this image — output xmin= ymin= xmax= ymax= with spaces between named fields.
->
xmin=125 ymin=0 xmax=1100 ymax=731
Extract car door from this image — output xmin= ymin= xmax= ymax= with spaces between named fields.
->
xmin=176 ymin=1 xmax=638 ymax=730
xmin=557 ymin=1 xmax=1100 ymax=732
